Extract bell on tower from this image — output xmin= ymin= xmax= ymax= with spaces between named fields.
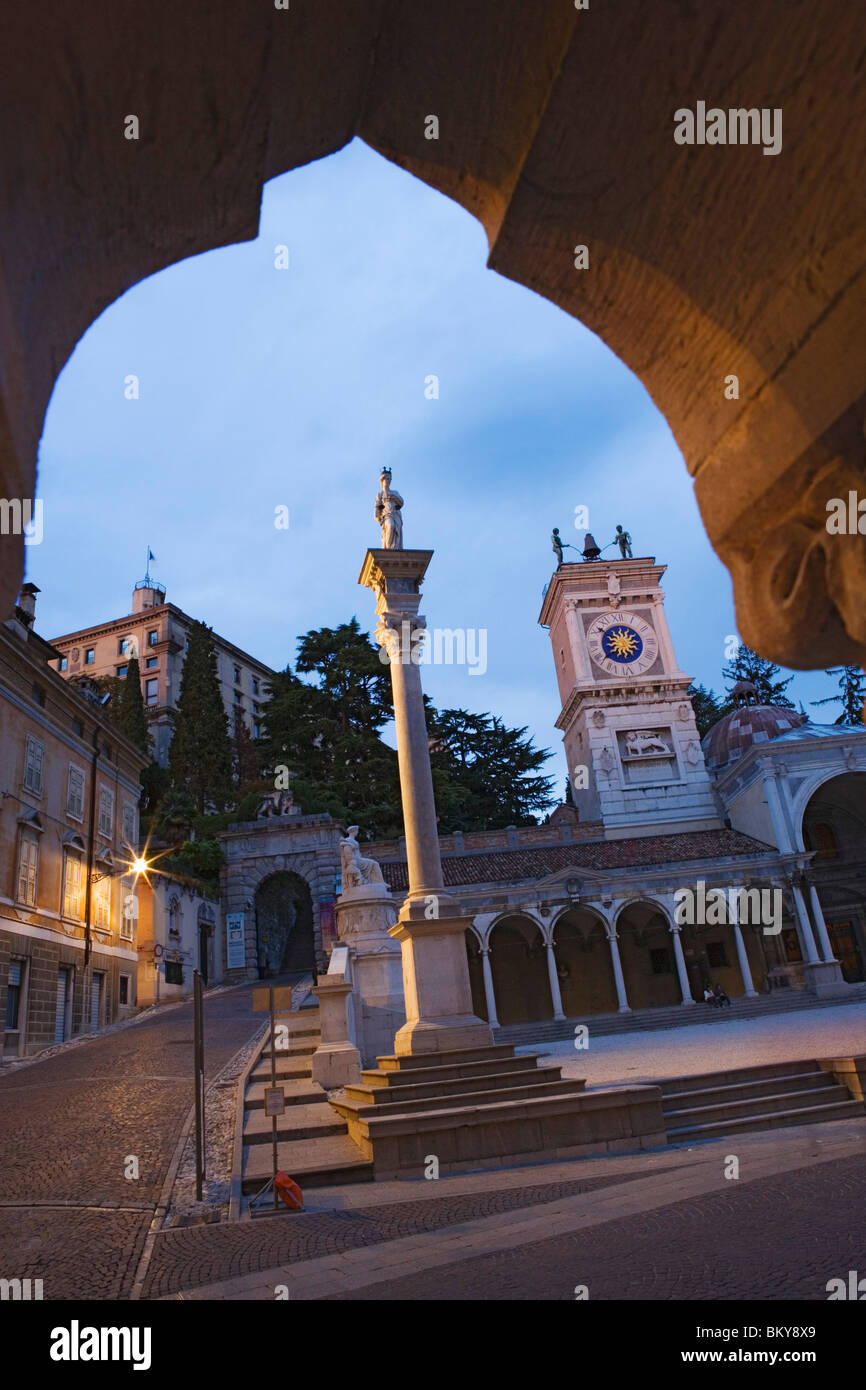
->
xmin=581 ymin=532 xmax=602 ymax=561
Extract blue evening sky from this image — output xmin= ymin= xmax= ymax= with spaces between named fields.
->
xmin=33 ymin=139 xmax=838 ymax=798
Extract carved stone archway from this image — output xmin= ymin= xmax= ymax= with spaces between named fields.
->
xmin=3 ymin=5 xmax=866 ymax=672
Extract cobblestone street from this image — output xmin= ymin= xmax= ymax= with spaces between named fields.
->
xmin=0 ymin=984 xmax=262 ymax=1300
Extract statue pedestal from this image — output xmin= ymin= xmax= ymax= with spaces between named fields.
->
xmin=310 ymin=969 xmax=362 ymax=1089
xmin=337 ymin=882 xmax=406 ymax=1066
xmin=389 ymin=898 xmax=493 ymax=1056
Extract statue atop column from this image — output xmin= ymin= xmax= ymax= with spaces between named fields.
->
xmin=339 ymin=825 xmax=386 ymax=889
xmin=374 ymin=468 xmax=404 ymax=549
xmin=614 ymin=524 xmax=633 ymax=559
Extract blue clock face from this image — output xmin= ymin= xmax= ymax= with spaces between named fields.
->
xmin=600 ymin=625 xmax=643 ymax=663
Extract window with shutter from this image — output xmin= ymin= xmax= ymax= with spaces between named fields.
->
xmin=16 ymin=831 xmax=38 ymax=906
xmin=23 ymin=735 xmax=44 ymax=794
xmin=67 ymin=766 xmax=85 ymax=820
xmin=63 ymin=850 xmax=84 ymax=919
xmin=98 ymin=788 xmax=113 ymax=838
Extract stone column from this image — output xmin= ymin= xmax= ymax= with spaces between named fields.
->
xmin=759 ymin=758 xmax=795 ymax=852
xmin=669 ymin=924 xmax=695 ymax=1005
xmin=545 ymin=940 xmax=566 ymax=1020
xmin=480 ymin=947 xmax=499 ymax=1027
xmin=606 ymin=928 xmax=631 ymax=1012
xmin=729 ymin=893 xmax=758 ymax=997
xmin=808 ymin=884 xmax=837 ymax=963
xmin=790 ymin=882 xmax=821 ymax=964
xmin=359 ymin=547 xmax=492 ymax=1056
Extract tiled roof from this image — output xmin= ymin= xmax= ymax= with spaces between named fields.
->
xmin=702 ymin=704 xmax=807 ymax=769
xmin=380 ymin=828 xmax=774 ymax=891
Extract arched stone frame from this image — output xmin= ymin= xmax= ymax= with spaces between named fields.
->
xmin=614 ymin=896 xmax=689 ymax=1009
xmin=550 ymin=902 xmax=619 ymax=1019
xmin=486 ymin=911 xmax=554 ymax=1027
xmin=797 ymin=769 xmax=866 ymax=981
xmin=223 ymin=849 xmax=337 ymax=977
xmin=789 ymin=759 xmax=866 ymax=852
xmin=4 ymin=8 xmax=866 ymax=674
xmin=463 ymin=921 xmax=488 ymax=1023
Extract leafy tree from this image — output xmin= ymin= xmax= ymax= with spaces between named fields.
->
xmin=687 ymin=682 xmax=724 ymax=740
xmin=721 ymin=644 xmax=795 ymax=711
xmin=167 ymin=621 xmax=234 ymax=814
xmin=427 ymin=707 xmax=556 ymax=830
xmin=172 ymin=838 xmax=225 ymax=884
xmin=812 ymin=666 xmax=866 ymax=726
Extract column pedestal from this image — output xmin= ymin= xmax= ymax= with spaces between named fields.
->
xmin=336 ymin=882 xmax=406 ymax=1066
xmin=311 ymin=970 xmax=362 ymax=1089
xmin=390 ymin=899 xmax=493 ymax=1056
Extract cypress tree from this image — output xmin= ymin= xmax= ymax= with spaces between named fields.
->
xmin=168 ymin=621 xmax=234 ymax=814
xmin=115 ymin=653 xmax=150 ymax=756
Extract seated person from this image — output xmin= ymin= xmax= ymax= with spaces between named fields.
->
xmin=713 ymin=982 xmax=732 ymax=1008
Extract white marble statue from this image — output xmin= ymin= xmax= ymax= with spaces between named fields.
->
xmin=374 ymin=468 xmax=404 ymax=549
xmin=339 ymin=825 xmax=385 ymax=889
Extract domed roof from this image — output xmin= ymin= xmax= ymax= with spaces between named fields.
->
xmin=702 ymin=704 xmax=808 ymax=771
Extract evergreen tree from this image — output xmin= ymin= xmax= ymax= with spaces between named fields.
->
xmin=232 ymin=707 xmax=261 ymax=788
xmin=564 ymin=777 xmax=575 ymax=806
xmin=812 ymin=666 xmax=866 ymax=726
xmin=687 ymin=682 xmax=724 ymax=740
xmin=721 ymin=644 xmax=795 ymax=711
xmin=115 ymin=654 xmax=150 ymax=756
xmin=261 ymin=637 xmax=401 ymax=840
xmin=167 ymin=621 xmax=234 ymax=814
xmin=427 ymin=708 xmax=556 ymax=830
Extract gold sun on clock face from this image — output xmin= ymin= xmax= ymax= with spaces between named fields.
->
xmin=586 ymin=611 xmax=659 ymax=678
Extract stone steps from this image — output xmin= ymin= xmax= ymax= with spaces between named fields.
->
xmin=658 ymin=1059 xmax=825 ymax=1098
xmin=496 ymin=985 xmax=866 ymax=1046
xmin=245 ymin=1079 xmax=329 ymax=1110
xmin=344 ymin=1063 xmax=563 ymax=1107
xmin=361 ymin=1050 xmax=531 ymax=1089
xmin=660 ymin=1057 xmax=866 ymax=1143
xmin=242 ymin=1134 xmax=374 ymax=1193
xmin=332 ymin=1075 xmax=588 ymax=1121
xmin=239 ymin=1008 xmax=373 ymax=1202
xmin=666 ymin=1098 xmax=864 ymax=1142
xmin=243 ymin=1102 xmax=347 ymax=1144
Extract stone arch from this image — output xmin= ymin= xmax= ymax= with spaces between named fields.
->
xmin=488 ymin=914 xmax=553 ymax=1027
xmin=615 ymin=898 xmax=682 ymax=1009
xmin=791 ymin=764 xmax=866 ymax=850
xmin=801 ymin=772 xmax=866 ymax=982
xmin=464 ymin=925 xmax=487 ymax=1023
xmin=254 ymin=870 xmax=315 ymax=978
xmin=4 ymin=8 xmax=866 ymax=675
xmin=552 ymin=906 xmax=617 ymax=1018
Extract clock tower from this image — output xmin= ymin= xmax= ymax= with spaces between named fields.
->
xmin=539 ymin=552 xmax=721 ymax=839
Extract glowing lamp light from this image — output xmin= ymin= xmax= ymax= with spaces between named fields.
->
xmin=131 ymin=856 xmax=149 ymax=876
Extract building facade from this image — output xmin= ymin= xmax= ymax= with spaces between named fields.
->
xmin=216 ymin=549 xmax=866 ymax=1035
xmin=49 ymin=575 xmax=274 ymax=766
xmin=0 ymin=586 xmax=147 ymax=1058
xmin=136 ymin=872 xmax=221 ymax=1006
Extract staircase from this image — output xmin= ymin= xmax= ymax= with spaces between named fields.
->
xmin=660 ymin=1059 xmax=865 ymax=1143
xmin=331 ymin=1043 xmax=586 ymax=1126
xmin=496 ymin=984 xmax=866 ymax=1047
xmin=240 ymin=1007 xmax=373 ymax=1206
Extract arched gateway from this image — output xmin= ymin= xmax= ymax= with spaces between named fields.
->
xmin=219 ymin=809 xmax=343 ymax=981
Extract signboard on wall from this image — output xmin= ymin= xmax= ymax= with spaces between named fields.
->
xmin=226 ymin=912 xmax=246 ymax=970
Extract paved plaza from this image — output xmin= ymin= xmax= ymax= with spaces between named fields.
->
xmin=1 ymin=997 xmax=863 ymax=1300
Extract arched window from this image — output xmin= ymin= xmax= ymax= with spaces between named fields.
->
xmin=168 ymin=895 xmax=182 ymax=937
